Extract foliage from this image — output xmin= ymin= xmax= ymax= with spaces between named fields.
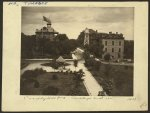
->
xmin=21 ymin=33 xmax=36 ymax=58
xmin=98 ymin=91 xmax=106 ymax=96
xmin=77 ymin=30 xmax=104 ymax=58
xmin=51 ymin=59 xmax=59 ymax=71
xmin=86 ymin=41 xmax=104 ymax=58
xmin=21 ymin=68 xmax=46 ymax=80
xmin=73 ymin=69 xmax=85 ymax=81
xmin=55 ymin=34 xmax=69 ymax=41
xmin=94 ymin=61 xmax=101 ymax=71
xmin=124 ymin=40 xmax=134 ymax=60
xmin=43 ymin=38 xmax=78 ymax=58
xmin=73 ymin=60 xmax=78 ymax=70
xmin=102 ymin=79 xmax=113 ymax=95
xmin=104 ymin=53 xmax=111 ymax=61
xmin=21 ymin=32 xmax=78 ymax=59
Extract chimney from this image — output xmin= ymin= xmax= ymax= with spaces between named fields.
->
xmin=109 ymin=32 xmax=112 ymax=34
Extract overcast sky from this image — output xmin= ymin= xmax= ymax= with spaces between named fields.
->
xmin=22 ymin=7 xmax=134 ymax=40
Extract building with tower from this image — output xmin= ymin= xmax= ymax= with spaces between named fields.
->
xmin=83 ymin=28 xmax=124 ymax=61
xmin=35 ymin=17 xmax=58 ymax=41
xmin=35 ymin=16 xmax=59 ymax=56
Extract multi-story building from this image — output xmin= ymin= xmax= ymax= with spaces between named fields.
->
xmin=83 ymin=28 xmax=124 ymax=61
xmin=35 ymin=22 xmax=58 ymax=41
xmin=34 ymin=18 xmax=59 ymax=56
xmin=101 ymin=32 xmax=124 ymax=61
xmin=35 ymin=19 xmax=58 ymax=50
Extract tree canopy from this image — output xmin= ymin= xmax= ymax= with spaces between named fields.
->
xmin=124 ymin=40 xmax=134 ymax=60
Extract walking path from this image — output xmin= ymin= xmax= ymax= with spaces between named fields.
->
xmin=21 ymin=59 xmax=104 ymax=96
xmin=77 ymin=61 xmax=103 ymax=96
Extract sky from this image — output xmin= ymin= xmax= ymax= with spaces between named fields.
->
xmin=22 ymin=7 xmax=134 ymax=40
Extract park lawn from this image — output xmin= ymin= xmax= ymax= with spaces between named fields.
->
xmin=20 ymin=72 xmax=88 ymax=96
xmin=88 ymin=63 xmax=133 ymax=96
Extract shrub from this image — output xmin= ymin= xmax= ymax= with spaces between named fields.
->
xmin=22 ymin=68 xmax=46 ymax=80
xmin=73 ymin=69 xmax=85 ymax=81
xmin=98 ymin=91 xmax=106 ymax=96
xmin=104 ymin=53 xmax=111 ymax=61
xmin=42 ymin=86 xmax=59 ymax=95
xmin=102 ymin=79 xmax=114 ymax=95
xmin=22 ymin=70 xmax=37 ymax=79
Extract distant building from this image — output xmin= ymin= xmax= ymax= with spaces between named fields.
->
xmin=72 ymin=48 xmax=84 ymax=60
xmin=83 ymin=28 xmax=124 ymax=61
xmin=35 ymin=22 xmax=58 ymax=41
xmin=35 ymin=18 xmax=59 ymax=54
xmin=101 ymin=32 xmax=124 ymax=61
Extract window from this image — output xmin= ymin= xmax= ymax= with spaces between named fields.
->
xmin=112 ymin=41 xmax=114 ymax=45
xmin=105 ymin=48 xmax=107 ymax=52
xmin=119 ymin=41 xmax=121 ymax=46
xmin=112 ymin=48 xmax=114 ymax=52
xmin=119 ymin=48 xmax=121 ymax=52
xmin=105 ymin=41 xmax=107 ymax=46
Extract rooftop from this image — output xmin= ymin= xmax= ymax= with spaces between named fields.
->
xmin=84 ymin=28 xmax=124 ymax=39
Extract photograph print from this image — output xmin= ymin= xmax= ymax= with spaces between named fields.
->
xmin=20 ymin=7 xmax=134 ymax=96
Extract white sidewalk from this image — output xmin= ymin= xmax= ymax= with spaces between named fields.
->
xmin=78 ymin=61 xmax=103 ymax=96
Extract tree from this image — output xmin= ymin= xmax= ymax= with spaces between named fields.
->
xmin=77 ymin=30 xmax=104 ymax=58
xmin=104 ymin=53 xmax=111 ymax=61
xmin=55 ymin=34 xmax=69 ymax=41
xmin=124 ymin=40 xmax=134 ymax=60
xmin=21 ymin=33 xmax=36 ymax=58
xmin=73 ymin=60 xmax=78 ymax=71
xmin=51 ymin=59 xmax=59 ymax=72
xmin=77 ymin=69 xmax=85 ymax=81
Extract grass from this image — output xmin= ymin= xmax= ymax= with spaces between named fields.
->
xmin=86 ymin=63 xmax=133 ymax=96
xmin=20 ymin=71 xmax=88 ymax=96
